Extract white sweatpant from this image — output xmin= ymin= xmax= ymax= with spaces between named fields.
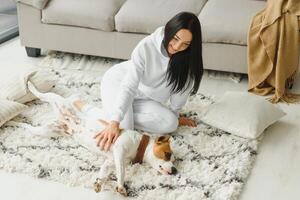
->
xmin=100 ymin=71 xmax=179 ymax=135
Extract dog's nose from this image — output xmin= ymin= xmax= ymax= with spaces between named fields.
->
xmin=171 ymin=167 xmax=177 ymax=175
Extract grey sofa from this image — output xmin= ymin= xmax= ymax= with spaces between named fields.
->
xmin=17 ymin=0 xmax=267 ymax=73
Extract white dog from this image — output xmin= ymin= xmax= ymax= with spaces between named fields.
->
xmin=25 ymin=81 xmax=177 ymax=196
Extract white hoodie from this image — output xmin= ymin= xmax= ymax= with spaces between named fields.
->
xmin=107 ymin=26 xmax=192 ymax=122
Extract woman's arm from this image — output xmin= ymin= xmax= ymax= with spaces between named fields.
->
xmin=110 ymin=40 xmax=146 ymax=122
xmin=169 ymin=84 xmax=192 ymax=117
xmin=94 ymin=39 xmax=147 ymax=151
xmin=169 ymin=85 xmax=196 ymax=127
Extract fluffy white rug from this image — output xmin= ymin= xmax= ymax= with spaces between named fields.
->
xmin=0 ymin=55 xmax=258 ymax=200
xmin=39 ymin=51 xmax=244 ymax=83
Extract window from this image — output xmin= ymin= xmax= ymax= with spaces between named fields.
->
xmin=0 ymin=0 xmax=18 ymax=44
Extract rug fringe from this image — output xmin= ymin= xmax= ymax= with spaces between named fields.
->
xmin=267 ymin=92 xmax=300 ymax=104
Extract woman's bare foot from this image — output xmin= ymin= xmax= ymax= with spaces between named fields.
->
xmin=72 ymin=100 xmax=86 ymax=111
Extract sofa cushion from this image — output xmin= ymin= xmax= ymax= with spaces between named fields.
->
xmin=115 ymin=0 xmax=208 ymax=34
xmin=42 ymin=0 xmax=126 ymax=31
xmin=16 ymin=0 xmax=50 ymax=10
xmin=198 ymin=0 xmax=266 ymax=45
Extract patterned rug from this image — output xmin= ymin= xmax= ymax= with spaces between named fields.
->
xmin=39 ymin=51 xmax=245 ymax=83
xmin=0 ymin=55 xmax=258 ymax=200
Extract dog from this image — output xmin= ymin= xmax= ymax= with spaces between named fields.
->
xmin=25 ymin=81 xmax=177 ymax=196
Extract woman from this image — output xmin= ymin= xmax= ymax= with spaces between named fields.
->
xmin=95 ymin=12 xmax=203 ymax=151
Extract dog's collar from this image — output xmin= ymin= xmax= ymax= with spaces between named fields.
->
xmin=132 ymin=135 xmax=150 ymax=164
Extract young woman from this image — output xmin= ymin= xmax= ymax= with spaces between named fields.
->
xmin=95 ymin=12 xmax=203 ymax=151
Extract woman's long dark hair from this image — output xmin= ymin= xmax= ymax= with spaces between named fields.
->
xmin=163 ymin=12 xmax=203 ymax=95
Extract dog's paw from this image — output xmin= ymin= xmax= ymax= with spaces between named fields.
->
xmin=116 ymin=185 xmax=127 ymax=196
xmin=93 ymin=178 xmax=103 ymax=193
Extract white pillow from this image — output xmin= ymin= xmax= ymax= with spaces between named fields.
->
xmin=0 ymin=99 xmax=27 ymax=127
xmin=0 ymin=66 xmax=55 ymax=103
xmin=200 ymin=91 xmax=286 ymax=139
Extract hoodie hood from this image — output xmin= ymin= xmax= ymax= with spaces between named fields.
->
xmin=150 ymin=26 xmax=169 ymax=58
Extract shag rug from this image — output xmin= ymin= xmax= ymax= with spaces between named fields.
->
xmin=0 ymin=53 xmax=258 ymax=200
xmin=39 ymin=51 xmax=245 ymax=83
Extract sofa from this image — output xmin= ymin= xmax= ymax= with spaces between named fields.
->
xmin=16 ymin=0 xmax=268 ymax=74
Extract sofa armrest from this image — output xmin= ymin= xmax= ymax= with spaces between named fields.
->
xmin=15 ymin=0 xmax=49 ymax=9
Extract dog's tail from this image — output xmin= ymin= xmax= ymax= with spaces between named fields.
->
xmin=27 ymin=81 xmax=64 ymax=104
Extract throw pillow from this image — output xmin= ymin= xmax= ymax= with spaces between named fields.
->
xmin=0 ymin=66 xmax=55 ymax=103
xmin=0 ymin=99 xmax=27 ymax=127
xmin=200 ymin=91 xmax=286 ymax=139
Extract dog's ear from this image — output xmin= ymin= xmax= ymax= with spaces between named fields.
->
xmin=155 ymin=135 xmax=170 ymax=144
xmin=164 ymin=152 xmax=172 ymax=161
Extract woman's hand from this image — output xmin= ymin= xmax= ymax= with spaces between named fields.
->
xmin=93 ymin=120 xmax=121 ymax=151
xmin=178 ymin=116 xmax=197 ymax=127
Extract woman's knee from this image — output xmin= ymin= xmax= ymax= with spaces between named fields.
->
xmin=160 ymin=112 xmax=178 ymax=133
xmin=133 ymin=101 xmax=179 ymax=134
xmin=145 ymin=111 xmax=178 ymax=134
